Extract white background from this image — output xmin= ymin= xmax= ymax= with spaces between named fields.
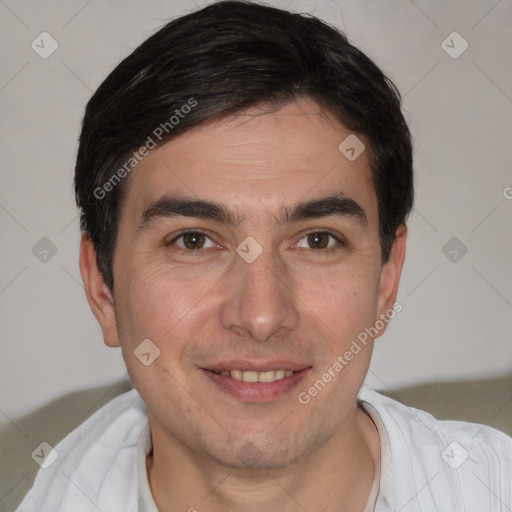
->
xmin=0 ymin=0 xmax=511 ymax=420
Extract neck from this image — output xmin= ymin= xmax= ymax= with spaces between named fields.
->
xmin=146 ymin=406 xmax=379 ymax=512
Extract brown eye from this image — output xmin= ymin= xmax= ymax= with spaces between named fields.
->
xmin=167 ymin=230 xmax=215 ymax=251
xmin=297 ymin=231 xmax=344 ymax=251
xmin=181 ymin=232 xmax=206 ymax=249
xmin=308 ymin=232 xmax=329 ymax=249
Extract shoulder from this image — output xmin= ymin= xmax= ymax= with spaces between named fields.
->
xmin=15 ymin=388 xmax=148 ymax=512
xmin=360 ymin=386 xmax=512 ymax=459
xmin=358 ymin=386 xmax=512 ymax=509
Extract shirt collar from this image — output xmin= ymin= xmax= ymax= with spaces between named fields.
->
xmin=357 ymin=387 xmax=396 ymax=511
xmin=137 ymin=422 xmax=160 ymax=512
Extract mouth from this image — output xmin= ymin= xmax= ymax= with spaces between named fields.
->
xmin=199 ymin=361 xmax=312 ymax=402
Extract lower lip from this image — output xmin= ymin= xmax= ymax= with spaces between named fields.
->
xmin=200 ymin=368 xmax=312 ymax=402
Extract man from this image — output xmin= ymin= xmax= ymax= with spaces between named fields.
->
xmin=15 ymin=1 xmax=511 ymax=511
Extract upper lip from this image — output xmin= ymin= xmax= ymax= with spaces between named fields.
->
xmin=202 ymin=360 xmax=312 ymax=372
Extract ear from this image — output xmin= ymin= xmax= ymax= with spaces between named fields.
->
xmin=79 ymin=232 xmax=120 ymax=347
xmin=374 ymin=224 xmax=407 ymax=338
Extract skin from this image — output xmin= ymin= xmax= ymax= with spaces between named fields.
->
xmin=80 ymin=97 xmax=407 ymax=512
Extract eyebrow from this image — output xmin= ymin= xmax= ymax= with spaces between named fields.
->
xmin=136 ymin=192 xmax=367 ymax=233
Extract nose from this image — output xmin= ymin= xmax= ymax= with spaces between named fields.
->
xmin=219 ymin=245 xmax=300 ymax=343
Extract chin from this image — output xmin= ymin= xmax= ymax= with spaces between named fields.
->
xmin=205 ymin=433 xmax=319 ymax=471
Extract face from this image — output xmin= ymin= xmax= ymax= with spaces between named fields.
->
xmin=81 ymin=98 xmax=406 ymax=470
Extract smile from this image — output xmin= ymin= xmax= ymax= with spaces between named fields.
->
xmin=200 ymin=363 xmax=312 ymax=402
xmin=210 ymin=369 xmax=295 ymax=382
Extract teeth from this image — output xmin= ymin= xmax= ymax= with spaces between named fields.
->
xmin=231 ymin=370 xmax=243 ymax=381
xmin=219 ymin=369 xmax=296 ymax=382
xmin=258 ymin=370 xmax=276 ymax=383
xmin=242 ymin=371 xmax=258 ymax=383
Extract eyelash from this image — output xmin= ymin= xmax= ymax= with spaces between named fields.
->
xmin=166 ymin=229 xmax=346 ymax=254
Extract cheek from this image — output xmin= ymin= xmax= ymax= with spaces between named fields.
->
xmin=116 ymin=259 xmax=219 ymax=346
xmin=296 ymin=263 xmax=380 ymax=337
xmin=296 ymin=270 xmax=378 ymax=407
xmin=115 ymin=264 xmax=206 ymax=397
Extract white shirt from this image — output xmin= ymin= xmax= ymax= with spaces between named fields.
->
xmin=15 ymin=385 xmax=512 ymax=512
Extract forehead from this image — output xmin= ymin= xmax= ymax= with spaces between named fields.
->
xmin=120 ymin=98 xmax=376 ymax=228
